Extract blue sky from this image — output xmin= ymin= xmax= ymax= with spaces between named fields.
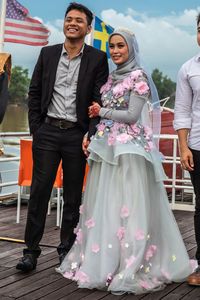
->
xmin=18 ymin=0 xmax=200 ymax=21
xmin=1 ymin=0 xmax=200 ymax=81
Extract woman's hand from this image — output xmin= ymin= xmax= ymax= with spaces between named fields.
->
xmin=89 ymin=102 xmax=101 ymax=118
xmin=82 ymin=135 xmax=90 ymax=157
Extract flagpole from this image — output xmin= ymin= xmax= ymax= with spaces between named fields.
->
xmin=0 ymin=0 xmax=7 ymax=53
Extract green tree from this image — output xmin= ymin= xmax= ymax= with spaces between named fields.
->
xmin=151 ymin=68 xmax=176 ymax=108
xmin=8 ymin=66 xmax=30 ymax=104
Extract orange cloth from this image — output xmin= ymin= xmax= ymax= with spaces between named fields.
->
xmin=0 ymin=53 xmax=12 ymax=86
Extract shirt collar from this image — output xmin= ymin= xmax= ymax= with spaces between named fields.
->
xmin=62 ymin=43 xmax=85 ymax=58
xmin=195 ymin=53 xmax=200 ymax=62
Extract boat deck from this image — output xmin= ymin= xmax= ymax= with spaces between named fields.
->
xmin=0 ymin=204 xmax=200 ymax=300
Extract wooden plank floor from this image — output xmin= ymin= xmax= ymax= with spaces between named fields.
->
xmin=0 ymin=204 xmax=200 ymax=300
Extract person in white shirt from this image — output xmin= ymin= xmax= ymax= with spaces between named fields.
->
xmin=174 ymin=12 xmax=200 ymax=286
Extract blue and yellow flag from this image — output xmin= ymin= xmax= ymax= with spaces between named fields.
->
xmin=92 ymin=16 xmax=114 ymax=58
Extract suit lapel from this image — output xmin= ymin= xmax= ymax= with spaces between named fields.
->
xmin=49 ymin=44 xmax=63 ymax=91
xmin=76 ymin=45 xmax=90 ymax=102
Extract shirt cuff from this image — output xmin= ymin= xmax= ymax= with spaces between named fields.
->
xmin=173 ymin=118 xmax=192 ymax=131
xmin=99 ymin=107 xmax=108 ymax=118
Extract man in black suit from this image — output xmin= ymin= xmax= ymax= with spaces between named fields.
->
xmin=16 ymin=2 xmax=108 ymax=272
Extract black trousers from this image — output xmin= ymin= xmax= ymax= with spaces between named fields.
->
xmin=189 ymin=148 xmax=200 ymax=264
xmin=23 ymin=122 xmax=86 ymax=258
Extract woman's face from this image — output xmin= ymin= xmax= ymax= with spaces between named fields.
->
xmin=109 ymin=34 xmax=129 ymax=65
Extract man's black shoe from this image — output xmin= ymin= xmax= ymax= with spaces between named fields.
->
xmin=59 ymin=252 xmax=66 ymax=265
xmin=16 ymin=254 xmax=37 ymax=272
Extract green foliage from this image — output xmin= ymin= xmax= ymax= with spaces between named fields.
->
xmin=8 ymin=66 xmax=30 ymax=103
xmin=151 ymin=68 xmax=176 ymax=108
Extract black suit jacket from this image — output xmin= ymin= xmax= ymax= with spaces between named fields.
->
xmin=28 ymin=43 xmax=109 ymax=138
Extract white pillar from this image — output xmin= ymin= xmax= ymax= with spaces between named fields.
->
xmin=0 ymin=0 xmax=7 ymax=53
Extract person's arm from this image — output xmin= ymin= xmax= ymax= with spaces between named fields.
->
xmin=99 ymin=94 xmax=145 ymax=123
xmin=88 ymin=52 xmax=109 ymax=140
xmin=89 ymin=74 xmax=150 ymax=123
xmin=28 ymin=49 xmax=43 ymax=134
xmin=177 ymin=129 xmax=194 ymax=171
xmin=174 ymin=65 xmax=194 ymax=171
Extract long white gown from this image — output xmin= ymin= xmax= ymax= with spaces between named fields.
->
xmin=56 ymin=70 xmax=195 ymax=294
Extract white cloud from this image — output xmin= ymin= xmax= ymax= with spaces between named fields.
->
xmin=101 ymin=8 xmax=200 ymax=81
xmin=3 ymin=8 xmax=200 ymax=81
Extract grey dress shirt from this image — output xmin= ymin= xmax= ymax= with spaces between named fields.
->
xmin=47 ymin=44 xmax=84 ymax=122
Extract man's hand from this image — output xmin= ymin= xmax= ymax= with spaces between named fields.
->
xmin=180 ymin=147 xmax=194 ymax=171
xmin=82 ymin=135 xmax=90 ymax=157
xmin=177 ymin=128 xmax=194 ymax=171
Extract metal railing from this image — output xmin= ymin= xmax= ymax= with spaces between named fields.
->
xmin=0 ymin=132 xmax=195 ymax=211
xmin=159 ymin=134 xmax=194 ymax=211
xmin=0 ymin=132 xmax=30 ymax=198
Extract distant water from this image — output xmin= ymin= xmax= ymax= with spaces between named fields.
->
xmin=0 ymin=103 xmax=29 ymax=133
xmin=0 ymin=104 xmax=29 ymax=197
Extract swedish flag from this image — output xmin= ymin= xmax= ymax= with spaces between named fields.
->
xmin=93 ymin=16 xmax=114 ymax=58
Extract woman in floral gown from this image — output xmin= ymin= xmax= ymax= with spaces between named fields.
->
xmin=56 ymin=28 xmax=195 ymax=295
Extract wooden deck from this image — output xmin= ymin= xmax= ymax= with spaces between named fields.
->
xmin=0 ymin=204 xmax=200 ymax=300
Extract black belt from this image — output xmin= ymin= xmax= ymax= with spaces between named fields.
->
xmin=45 ymin=116 xmax=76 ymax=129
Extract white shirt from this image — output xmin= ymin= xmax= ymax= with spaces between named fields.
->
xmin=174 ymin=53 xmax=200 ymax=150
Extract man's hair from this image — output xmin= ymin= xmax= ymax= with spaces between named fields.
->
xmin=197 ymin=13 xmax=200 ymax=26
xmin=65 ymin=2 xmax=93 ymax=25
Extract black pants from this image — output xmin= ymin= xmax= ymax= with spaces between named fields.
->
xmin=189 ymin=148 xmax=200 ymax=264
xmin=23 ymin=122 xmax=86 ymax=258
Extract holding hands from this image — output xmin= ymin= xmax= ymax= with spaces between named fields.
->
xmin=82 ymin=135 xmax=90 ymax=157
xmin=89 ymin=102 xmax=101 ymax=118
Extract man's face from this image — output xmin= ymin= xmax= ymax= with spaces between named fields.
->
xmin=197 ymin=22 xmax=200 ymax=46
xmin=63 ymin=9 xmax=91 ymax=41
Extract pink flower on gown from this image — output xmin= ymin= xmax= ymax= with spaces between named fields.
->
xmin=143 ymin=125 xmax=152 ymax=137
xmin=130 ymin=70 xmax=143 ymax=80
xmin=145 ymin=245 xmax=157 ymax=261
xmin=100 ymin=75 xmax=113 ymax=94
xmin=120 ymin=205 xmax=129 ymax=218
xmin=148 ymin=141 xmax=154 ymax=151
xmin=85 ymin=218 xmax=95 ymax=228
xmin=117 ymin=227 xmax=126 ymax=241
xmin=134 ymin=81 xmax=149 ymax=95
xmin=107 ymin=134 xmax=116 ymax=146
xmin=161 ymin=268 xmax=169 ymax=279
xmin=97 ymin=123 xmax=106 ymax=132
xmin=79 ymin=204 xmax=84 ymax=215
xmin=63 ymin=270 xmax=74 ymax=279
xmin=134 ymin=229 xmax=145 ymax=240
xmin=73 ymin=223 xmax=79 ymax=234
xmin=76 ymin=230 xmax=82 ymax=244
xmin=129 ymin=124 xmax=141 ymax=135
xmin=125 ymin=255 xmax=136 ymax=269
xmin=116 ymin=133 xmax=131 ymax=144
xmin=190 ymin=259 xmax=197 ymax=271
xmin=113 ymin=82 xmax=125 ymax=99
xmin=92 ymin=244 xmax=100 ymax=253
xmin=74 ymin=269 xmax=90 ymax=283
xmin=139 ymin=280 xmax=151 ymax=289
xmin=122 ymin=76 xmax=134 ymax=90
